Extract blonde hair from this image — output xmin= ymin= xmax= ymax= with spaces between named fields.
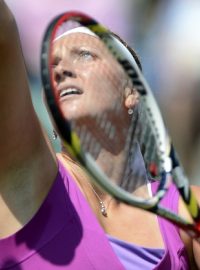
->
xmin=59 ymin=152 xmax=92 ymax=190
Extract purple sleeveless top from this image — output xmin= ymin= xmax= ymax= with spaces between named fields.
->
xmin=107 ymin=182 xmax=190 ymax=270
xmin=151 ymin=182 xmax=190 ymax=270
xmin=0 ymin=161 xmax=189 ymax=269
xmin=107 ymin=234 xmax=164 ymax=269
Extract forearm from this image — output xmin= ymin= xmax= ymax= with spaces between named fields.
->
xmin=0 ymin=1 xmax=46 ymax=170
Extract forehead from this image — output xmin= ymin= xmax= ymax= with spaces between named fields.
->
xmin=53 ymin=32 xmax=128 ymax=80
xmin=53 ymin=32 xmax=110 ymax=53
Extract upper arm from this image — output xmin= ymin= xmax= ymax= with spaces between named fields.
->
xmin=0 ymin=1 xmax=53 ymax=173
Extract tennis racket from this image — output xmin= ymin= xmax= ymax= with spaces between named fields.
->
xmin=41 ymin=11 xmax=200 ymax=241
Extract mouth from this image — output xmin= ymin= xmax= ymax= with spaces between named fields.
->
xmin=58 ymin=86 xmax=83 ymax=98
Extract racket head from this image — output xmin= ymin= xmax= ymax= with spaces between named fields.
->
xmin=41 ymin=11 xmax=198 ymax=223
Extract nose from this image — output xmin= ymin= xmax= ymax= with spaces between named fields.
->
xmin=53 ymin=63 xmax=76 ymax=84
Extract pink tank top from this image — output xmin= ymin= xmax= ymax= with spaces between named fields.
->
xmin=106 ymin=182 xmax=190 ymax=269
xmin=0 ymin=160 xmax=189 ymax=269
xmin=151 ymin=182 xmax=190 ymax=269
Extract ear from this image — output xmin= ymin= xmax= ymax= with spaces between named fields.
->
xmin=124 ymin=87 xmax=139 ymax=110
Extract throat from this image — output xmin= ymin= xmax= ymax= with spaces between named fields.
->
xmin=95 ymin=150 xmax=128 ymax=186
xmin=101 ymin=203 xmax=165 ymax=249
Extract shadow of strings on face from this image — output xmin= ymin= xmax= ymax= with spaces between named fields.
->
xmin=70 ymin=100 xmax=152 ymax=200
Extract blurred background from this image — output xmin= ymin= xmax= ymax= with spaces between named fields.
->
xmin=5 ymin=0 xmax=200 ymax=185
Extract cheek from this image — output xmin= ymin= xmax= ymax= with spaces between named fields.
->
xmin=82 ymin=63 xmax=125 ymax=98
xmin=101 ymin=61 xmax=126 ymax=92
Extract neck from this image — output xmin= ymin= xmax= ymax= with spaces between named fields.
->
xmin=95 ymin=148 xmax=128 ymax=186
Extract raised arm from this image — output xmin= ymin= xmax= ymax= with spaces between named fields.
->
xmin=0 ymin=0 xmax=56 ymax=170
xmin=0 ymin=0 xmax=57 ymax=236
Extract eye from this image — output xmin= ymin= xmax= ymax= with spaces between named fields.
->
xmin=79 ymin=50 xmax=95 ymax=61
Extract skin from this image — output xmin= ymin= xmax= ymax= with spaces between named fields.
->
xmin=53 ymin=33 xmax=140 ymax=185
xmin=0 ymin=0 xmax=57 ymax=237
xmin=0 ymin=1 xmax=200 ymax=268
xmin=53 ymin=34 xmax=128 ymax=120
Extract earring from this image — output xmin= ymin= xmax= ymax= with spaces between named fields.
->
xmin=128 ymin=108 xmax=133 ymax=115
xmin=52 ymin=130 xmax=58 ymax=140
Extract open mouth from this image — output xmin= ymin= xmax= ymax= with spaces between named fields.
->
xmin=59 ymin=87 xmax=82 ymax=98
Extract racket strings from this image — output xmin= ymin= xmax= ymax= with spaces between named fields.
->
xmin=73 ymin=104 xmax=143 ymax=191
xmin=55 ymin=20 xmax=82 ymax=39
xmin=133 ymin=100 xmax=164 ymax=179
xmin=52 ymin=21 xmax=158 ymax=199
xmin=42 ymin=13 xmax=200 ymax=238
xmin=100 ymin=34 xmax=167 ymax=180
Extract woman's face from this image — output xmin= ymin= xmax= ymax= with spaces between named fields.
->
xmin=52 ymin=33 xmax=129 ymax=121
